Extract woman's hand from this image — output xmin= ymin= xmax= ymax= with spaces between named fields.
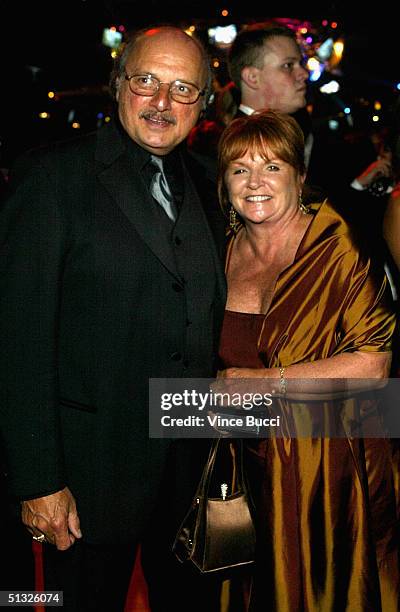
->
xmin=217 ymin=367 xmax=272 ymax=379
xmin=356 ymin=156 xmax=392 ymax=188
xmin=214 ymin=368 xmax=278 ymax=399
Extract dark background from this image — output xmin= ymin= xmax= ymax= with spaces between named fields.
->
xmin=1 ymin=0 xmax=398 ymax=167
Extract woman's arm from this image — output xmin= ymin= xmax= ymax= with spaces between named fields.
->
xmin=218 ymin=349 xmax=391 ymax=395
xmin=383 ymin=186 xmax=400 ymax=271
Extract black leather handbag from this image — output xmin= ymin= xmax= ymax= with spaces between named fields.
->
xmin=172 ymin=437 xmax=256 ymax=574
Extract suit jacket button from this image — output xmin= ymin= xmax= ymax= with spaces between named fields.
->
xmin=172 ymin=282 xmax=183 ymax=292
xmin=174 ymin=236 xmax=182 ymax=246
xmin=170 ymin=352 xmax=182 ymax=361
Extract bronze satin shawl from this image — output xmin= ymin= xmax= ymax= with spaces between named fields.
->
xmin=226 ymin=202 xmax=399 ymax=611
xmin=255 ymin=200 xmax=395 ymax=366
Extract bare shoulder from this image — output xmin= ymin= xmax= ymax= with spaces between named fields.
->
xmin=383 ymin=183 xmax=400 ymax=270
xmin=384 ymin=185 xmax=400 ymax=226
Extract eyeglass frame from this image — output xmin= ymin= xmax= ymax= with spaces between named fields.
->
xmin=124 ymin=73 xmax=206 ymax=105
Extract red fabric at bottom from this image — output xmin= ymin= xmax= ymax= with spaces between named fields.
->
xmin=33 ymin=541 xmax=45 ymax=612
xmin=124 ymin=547 xmax=150 ymax=612
xmin=33 ymin=541 xmax=150 ymax=612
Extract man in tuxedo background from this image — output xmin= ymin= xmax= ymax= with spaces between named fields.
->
xmin=188 ymin=25 xmax=313 ymax=172
xmin=0 ymin=25 xmax=226 ymax=611
xmin=228 ymin=25 xmax=309 ymax=119
xmin=227 ymin=24 xmax=384 ymax=219
xmin=227 ymin=25 xmax=325 ymax=191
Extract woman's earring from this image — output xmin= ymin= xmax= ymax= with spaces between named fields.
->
xmin=298 ymin=193 xmax=310 ymax=215
xmin=229 ymin=206 xmax=240 ymax=232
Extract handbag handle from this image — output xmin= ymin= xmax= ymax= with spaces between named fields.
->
xmin=194 ymin=438 xmax=249 ymax=501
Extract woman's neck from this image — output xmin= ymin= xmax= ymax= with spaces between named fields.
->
xmin=239 ymin=208 xmax=311 ymax=263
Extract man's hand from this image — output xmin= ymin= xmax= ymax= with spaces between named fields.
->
xmin=22 ymin=486 xmax=82 ymax=550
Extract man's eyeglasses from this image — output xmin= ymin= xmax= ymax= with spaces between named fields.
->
xmin=124 ymin=73 xmax=206 ymax=104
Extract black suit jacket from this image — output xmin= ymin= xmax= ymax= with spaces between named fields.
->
xmin=0 ymin=119 xmax=226 ymax=544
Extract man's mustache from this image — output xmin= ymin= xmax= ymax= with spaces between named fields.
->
xmin=140 ymin=110 xmax=176 ymax=125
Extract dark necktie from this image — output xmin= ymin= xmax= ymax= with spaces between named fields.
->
xmin=149 ymin=155 xmax=177 ymax=222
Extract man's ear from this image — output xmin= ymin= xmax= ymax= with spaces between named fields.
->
xmin=241 ymin=66 xmax=260 ymax=90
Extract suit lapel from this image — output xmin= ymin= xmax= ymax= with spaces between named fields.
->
xmin=95 ymin=122 xmax=180 ymax=280
xmin=183 ymin=153 xmax=227 ymax=300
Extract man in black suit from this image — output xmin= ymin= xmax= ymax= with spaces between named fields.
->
xmin=0 ymin=25 xmax=226 ymax=611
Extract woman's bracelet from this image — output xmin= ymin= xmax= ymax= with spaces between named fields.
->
xmin=278 ymin=366 xmax=287 ymax=395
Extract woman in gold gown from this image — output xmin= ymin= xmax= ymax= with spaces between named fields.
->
xmin=216 ymin=111 xmax=399 ymax=611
